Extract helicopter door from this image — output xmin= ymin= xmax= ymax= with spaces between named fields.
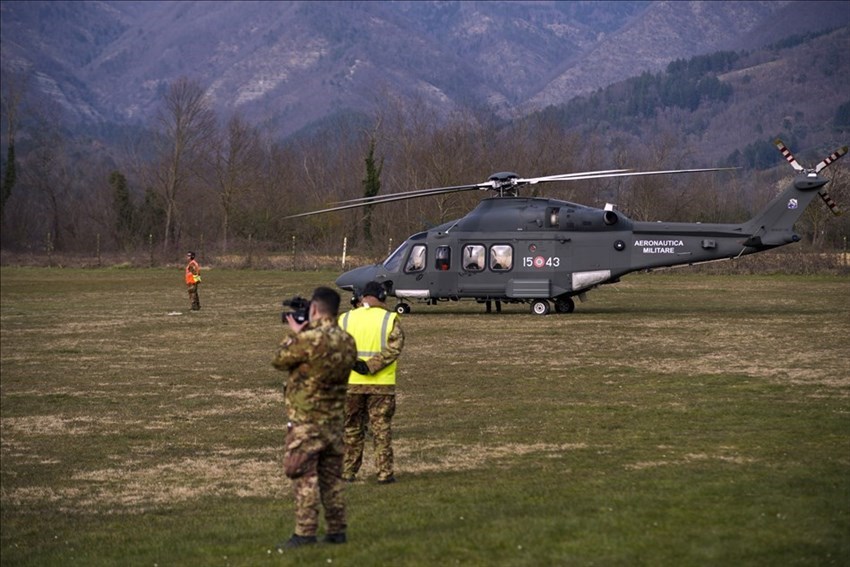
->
xmin=431 ymin=245 xmax=457 ymax=298
xmin=457 ymin=243 xmax=505 ymax=296
xmin=393 ymin=243 xmax=430 ymax=300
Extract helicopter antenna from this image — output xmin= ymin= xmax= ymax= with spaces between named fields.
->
xmin=775 ymin=139 xmax=846 ymax=216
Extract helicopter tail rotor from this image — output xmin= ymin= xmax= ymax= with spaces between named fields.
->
xmin=817 ymin=190 xmax=843 ymax=216
xmin=814 ymin=145 xmax=848 ymax=174
xmin=774 ymin=139 xmax=804 ymax=172
xmin=775 ymin=139 xmax=847 ymax=217
xmin=812 ymin=145 xmax=846 ymax=216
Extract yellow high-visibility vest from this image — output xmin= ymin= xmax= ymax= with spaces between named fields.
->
xmin=339 ymin=306 xmax=398 ymax=386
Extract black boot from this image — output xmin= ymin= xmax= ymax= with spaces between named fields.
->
xmin=323 ymin=533 xmax=347 ymax=544
xmin=276 ymin=534 xmax=317 ymax=551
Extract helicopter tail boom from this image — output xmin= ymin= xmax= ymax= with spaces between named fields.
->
xmin=742 ymin=174 xmax=828 ymax=248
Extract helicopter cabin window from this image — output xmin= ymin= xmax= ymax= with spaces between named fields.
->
xmin=547 ymin=207 xmax=560 ymax=228
xmin=404 ymin=244 xmax=427 ymax=273
xmin=463 ymin=244 xmax=485 ymax=271
xmin=489 ymin=245 xmax=513 ymax=271
xmin=435 ymin=246 xmax=451 ymax=271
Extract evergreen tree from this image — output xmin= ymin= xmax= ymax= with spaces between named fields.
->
xmin=136 ymin=188 xmax=166 ymax=245
xmin=361 ymin=138 xmax=383 ymax=242
xmin=110 ymin=171 xmax=135 ymax=249
xmin=1 ymin=143 xmax=15 ymax=218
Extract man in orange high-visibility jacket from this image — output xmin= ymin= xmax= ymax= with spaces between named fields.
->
xmin=338 ymin=281 xmax=404 ymax=484
xmin=185 ymin=251 xmax=201 ymax=311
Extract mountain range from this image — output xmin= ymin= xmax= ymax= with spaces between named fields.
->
xmin=3 ymin=0 xmax=849 ymax=147
xmin=0 ymin=1 xmax=850 ymax=168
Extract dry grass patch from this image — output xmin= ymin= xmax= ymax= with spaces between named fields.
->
xmin=2 ymin=269 xmax=848 ymax=566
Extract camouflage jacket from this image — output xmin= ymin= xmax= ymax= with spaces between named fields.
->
xmin=272 ymin=315 xmax=357 ymax=425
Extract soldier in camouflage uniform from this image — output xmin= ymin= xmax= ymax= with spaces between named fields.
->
xmin=338 ymin=281 xmax=405 ymax=484
xmin=272 ymin=287 xmax=357 ymax=550
xmin=184 ymin=251 xmax=201 ymax=311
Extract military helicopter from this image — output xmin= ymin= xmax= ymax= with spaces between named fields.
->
xmin=288 ymin=140 xmax=846 ymax=315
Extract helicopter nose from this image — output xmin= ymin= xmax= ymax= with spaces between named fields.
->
xmin=335 ymin=265 xmax=378 ymax=292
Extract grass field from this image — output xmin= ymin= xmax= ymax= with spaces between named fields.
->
xmin=1 ymin=267 xmax=848 ymax=566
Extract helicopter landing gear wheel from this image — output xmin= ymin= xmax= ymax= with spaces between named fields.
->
xmin=395 ymin=302 xmax=411 ymax=315
xmin=554 ymin=297 xmax=575 ymax=314
xmin=531 ymin=300 xmax=550 ymax=315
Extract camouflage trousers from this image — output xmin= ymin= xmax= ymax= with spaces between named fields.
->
xmin=343 ymin=393 xmax=396 ymax=481
xmin=187 ymin=284 xmax=200 ymax=310
xmin=284 ymin=423 xmax=346 ymax=537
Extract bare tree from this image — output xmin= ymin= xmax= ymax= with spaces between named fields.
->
xmin=17 ymin=101 xmax=71 ymax=251
xmin=146 ymin=77 xmax=216 ymax=252
xmin=206 ymin=113 xmax=263 ymax=254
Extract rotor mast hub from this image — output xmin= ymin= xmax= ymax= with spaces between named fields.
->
xmin=488 ymin=172 xmax=521 ymax=197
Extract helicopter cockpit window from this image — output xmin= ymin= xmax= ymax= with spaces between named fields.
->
xmin=405 ymin=244 xmax=427 ymax=273
xmin=383 ymin=242 xmax=409 ymax=272
xmin=463 ymin=244 xmax=485 ymax=271
xmin=435 ymin=246 xmax=451 ymax=271
xmin=489 ymin=245 xmax=513 ymax=271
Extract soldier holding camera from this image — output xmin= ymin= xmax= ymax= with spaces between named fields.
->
xmin=271 ymin=287 xmax=357 ymax=550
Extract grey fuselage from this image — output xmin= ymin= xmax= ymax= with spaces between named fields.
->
xmin=335 ymin=172 xmax=829 ymax=305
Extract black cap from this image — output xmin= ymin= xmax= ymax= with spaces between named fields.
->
xmin=362 ymin=281 xmax=386 ymax=301
xmin=187 ymin=251 xmax=196 ymax=259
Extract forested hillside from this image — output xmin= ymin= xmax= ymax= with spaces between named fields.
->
xmin=1 ymin=27 xmax=848 ymax=267
xmin=529 ymin=26 xmax=850 ymax=168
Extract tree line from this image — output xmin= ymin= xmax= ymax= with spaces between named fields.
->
xmin=1 ymin=73 xmax=848 ymax=267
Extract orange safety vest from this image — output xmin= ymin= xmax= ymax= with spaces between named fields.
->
xmin=185 ymin=259 xmax=200 ymax=285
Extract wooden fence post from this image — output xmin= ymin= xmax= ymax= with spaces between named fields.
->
xmin=46 ymin=232 xmax=53 ymax=266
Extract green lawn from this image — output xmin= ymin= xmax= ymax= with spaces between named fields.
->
xmin=1 ymin=267 xmax=848 ymax=566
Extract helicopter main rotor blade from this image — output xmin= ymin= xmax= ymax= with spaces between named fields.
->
xmin=330 ymin=169 xmax=635 ymax=207
xmin=509 ymin=167 xmax=735 ymax=185
xmin=285 ymin=167 xmax=737 ymax=218
xmin=329 ymin=168 xmax=634 ymax=206
xmin=284 ymin=184 xmax=488 ymax=218
xmin=511 ymin=169 xmax=632 ymax=185
xmin=330 ymin=181 xmax=492 ymax=205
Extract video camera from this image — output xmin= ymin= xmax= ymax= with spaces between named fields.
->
xmin=281 ymin=296 xmax=311 ymax=325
